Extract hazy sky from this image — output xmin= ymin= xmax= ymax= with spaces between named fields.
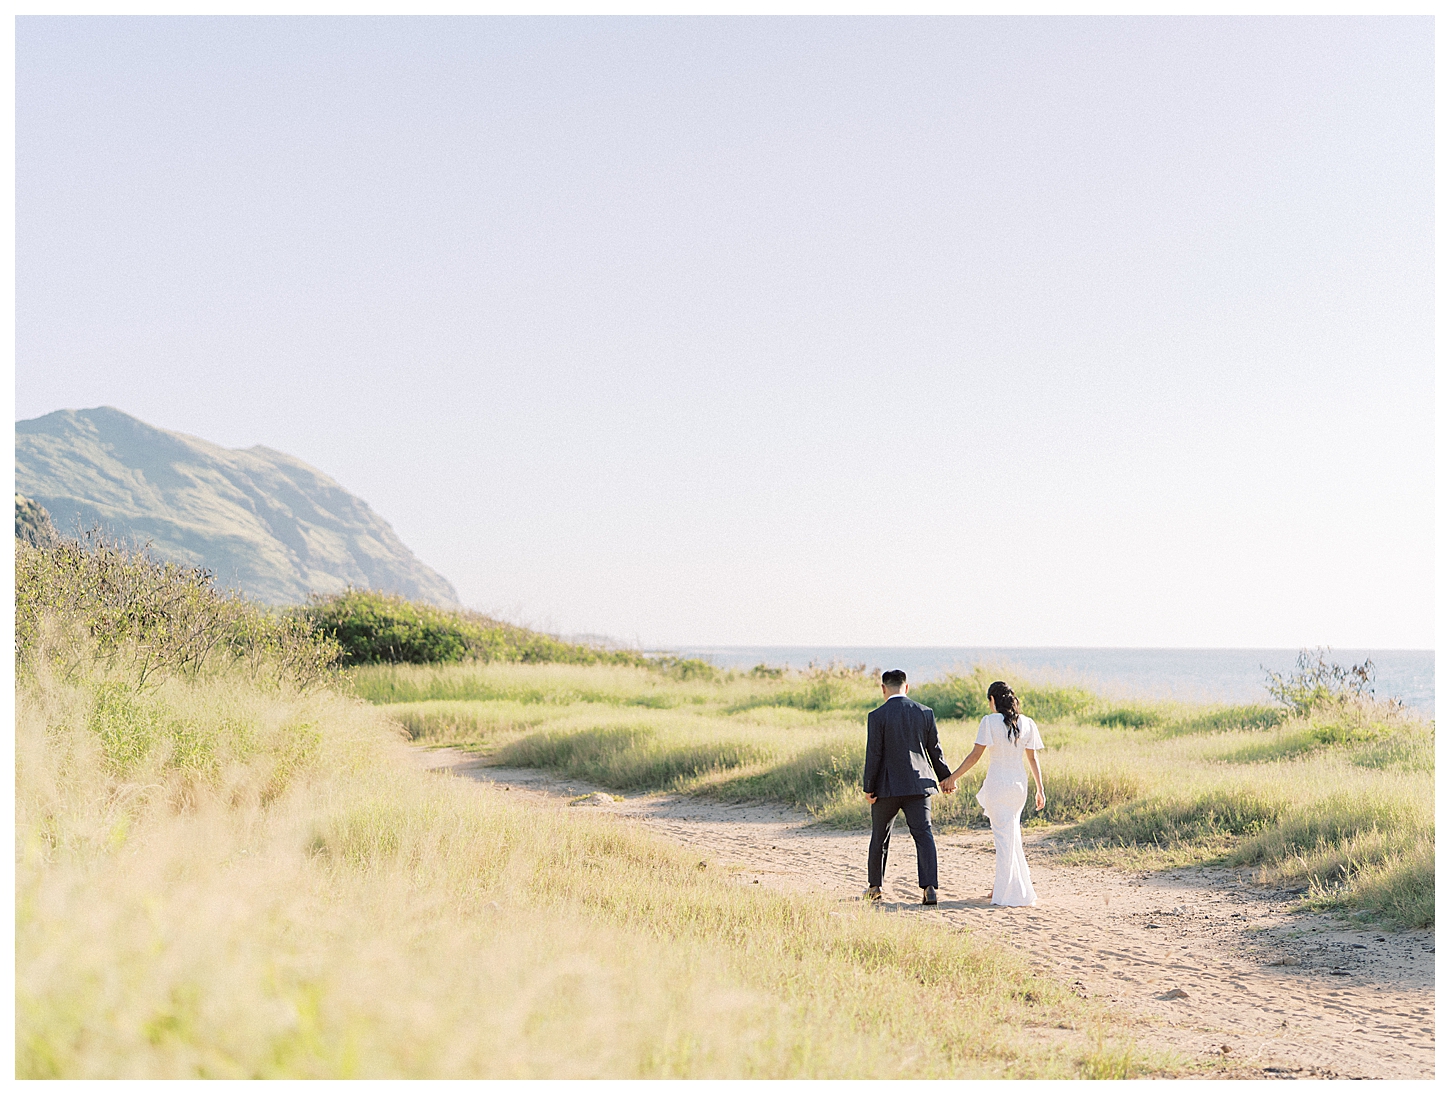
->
xmin=16 ymin=16 xmax=1434 ymax=649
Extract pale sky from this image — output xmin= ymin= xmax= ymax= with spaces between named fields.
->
xmin=15 ymin=16 xmax=1434 ymax=649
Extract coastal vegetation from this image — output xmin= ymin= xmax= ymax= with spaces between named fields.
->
xmin=372 ymin=657 xmax=1434 ymax=930
xmin=301 ymin=588 xmax=655 ymax=668
xmin=17 ymin=535 xmax=1144 ymax=1078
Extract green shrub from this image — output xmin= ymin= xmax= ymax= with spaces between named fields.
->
xmin=302 ymin=589 xmax=652 ymax=669
xmin=70 ymin=679 xmax=315 ymax=792
xmin=302 ymin=590 xmax=470 ymax=664
xmin=89 ymin=682 xmax=166 ymax=774
xmin=1264 ymin=648 xmax=1378 ymax=715
xmin=653 ymin=656 xmax=719 ymax=682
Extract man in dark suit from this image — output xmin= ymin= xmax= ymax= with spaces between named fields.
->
xmin=862 ymin=668 xmax=953 ymax=905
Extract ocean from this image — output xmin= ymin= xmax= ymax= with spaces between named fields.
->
xmin=671 ymin=646 xmax=1436 ymax=716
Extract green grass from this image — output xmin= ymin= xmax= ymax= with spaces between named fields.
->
xmin=365 ymin=662 xmax=1434 ymax=929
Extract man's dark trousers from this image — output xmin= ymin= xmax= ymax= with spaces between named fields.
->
xmin=867 ymin=795 xmax=938 ymax=890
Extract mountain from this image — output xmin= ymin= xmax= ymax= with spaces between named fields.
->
xmin=16 ymin=407 xmax=458 ymax=606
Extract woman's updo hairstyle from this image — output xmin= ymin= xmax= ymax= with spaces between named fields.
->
xmin=988 ymin=680 xmax=1022 ymax=744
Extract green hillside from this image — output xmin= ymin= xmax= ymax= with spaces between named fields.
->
xmin=16 ymin=407 xmax=457 ymax=606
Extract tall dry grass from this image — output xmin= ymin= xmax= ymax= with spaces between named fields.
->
xmin=17 ymin=657 xmax=1149 ymax=1078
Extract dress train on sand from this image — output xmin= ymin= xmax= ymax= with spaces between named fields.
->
xmin=972 ymin=712 xmax=1043 ymax=907
xmin=975 ymin=778 xmax=1037 ymax=907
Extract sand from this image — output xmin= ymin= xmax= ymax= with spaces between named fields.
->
xmin=413 ymin=746 xmax=1434 ymax=1079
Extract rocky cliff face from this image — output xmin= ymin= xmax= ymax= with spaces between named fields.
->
xmin=16 ymin=407 xmax=458 ymax=606
xmin=15 ymin=494 xmax=59 ymax=548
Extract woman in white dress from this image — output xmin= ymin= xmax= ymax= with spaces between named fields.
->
xmin=942 ymin=681 xmax=1046 ymax=907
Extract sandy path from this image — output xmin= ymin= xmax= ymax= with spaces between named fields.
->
xmin=413 ymin=747 xmax=1434 ymax=1079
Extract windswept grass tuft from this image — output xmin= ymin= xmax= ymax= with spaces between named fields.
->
xmin=1229 ymin=795 xmax=1435 ymax=927
xmin=1065 ymin=789 xmax=1284 ymax=851
xmin=493 ymin=725 xmax=773 ymax=791
xmin=384 ymin=700 xmax=556 ymax=744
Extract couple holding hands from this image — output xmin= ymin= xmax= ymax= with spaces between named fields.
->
xmin=861 ymin=670 xmax=1045 ymax=907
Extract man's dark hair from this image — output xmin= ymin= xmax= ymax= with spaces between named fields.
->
xmin=881 ymin=669 xmax=907 ymax=688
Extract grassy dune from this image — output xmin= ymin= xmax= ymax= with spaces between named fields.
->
xmin=19 ymin=658 xmax=1153 ymax=1078
xmin=366 ymin=662 xmax=1434 ymax=929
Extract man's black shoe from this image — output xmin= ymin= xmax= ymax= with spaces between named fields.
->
xmin=861 ymin=886 xmax=883 ymax=902
xmin=922 ymin=886 xmax=938 ymax=906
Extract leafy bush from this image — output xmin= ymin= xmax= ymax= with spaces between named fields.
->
xmin=16 ymin=534 xmax=339 ymax=688
xmin=301 ymin=590 xmax=470 ymax=664
xmin=653 ymin=656 xmax=718 ymax=681
xmin=301 ymin=589 xmax=652 ymax=668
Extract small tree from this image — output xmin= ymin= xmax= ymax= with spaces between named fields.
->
xmin=1263 ymin=648 xmax=1375 ymax=716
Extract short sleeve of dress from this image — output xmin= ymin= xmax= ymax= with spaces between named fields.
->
xmin=1023 ymin=718 xmax=1044 ymax=750
xmin=974 ymin=717 xmax=992 ymax=747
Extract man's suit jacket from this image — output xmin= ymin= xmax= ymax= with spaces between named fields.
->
xmin=863 ymin=695 xmax=953 ymax=798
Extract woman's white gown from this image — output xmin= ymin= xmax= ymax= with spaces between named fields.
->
xmin=974 ymin=713 xmax=1043 ymax=907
